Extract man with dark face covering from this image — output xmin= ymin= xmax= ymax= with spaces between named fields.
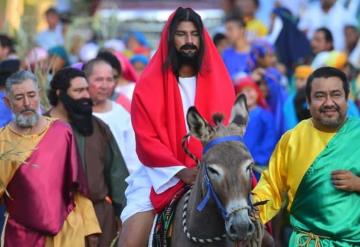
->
xmin=119 ymin=7 xmax=236 ymax=246
xmin=45 ymin=67 xmax=129 ymax=247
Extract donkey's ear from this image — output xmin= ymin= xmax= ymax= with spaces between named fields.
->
xmin=187 ymin=106 xmax=214 ymax=142
xmin=229 ymin=94 xmax=249 ymax=128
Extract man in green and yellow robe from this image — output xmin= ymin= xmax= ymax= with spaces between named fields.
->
xmin=253 ymin=67 xmax=360 ymax=246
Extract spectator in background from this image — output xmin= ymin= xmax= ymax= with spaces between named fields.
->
xmin=47 ymin=46 xmax=70 ymax=73
xmin=311 ymin=27 xmax=334 ymax=55
xmin=235 ymin=77 xmax=276 ymax=180
xmin=111 ymin=51 xmax=138 ymax=114
xmin=238 ymin=0 xmax=268 ymax=40
xmin=0 ymin=59 xmax=20 ymax=126
xmin=246 ymin=39 xmax=288 ymax=140
xmin=283 ymin=65 xmax=313 ymax=131
xmin=123 ymin=31 xmax=151 ymax=58
xmin=222 ymin=15 xmax=250 ymax=80
xmin=345 ymin=23 xmax=360 ymax=70
xmin=0 ymin=61 xmax=19 ymax=234
xmin=130 ymin=54 xmax=149 ymax=77
xmin=268 ymin=7 xmax=312 ymax=77
xmin=298 ymin=0 xmax=356 ymax=51
xmin=103 ymin=39 xmax=139 ymax=83
xmin=36 ymin=7 xmax=64 ymax=50
xmin=212 ymin=32 xmax=229 ymax=54
xmin=0 ymin=34 xmax=17 ymax=61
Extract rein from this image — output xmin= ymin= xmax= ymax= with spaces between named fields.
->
xmin=197 ymin=135 xmax=251 ymax=221
xmin=181 ymin=134 xmax=256 ymax=244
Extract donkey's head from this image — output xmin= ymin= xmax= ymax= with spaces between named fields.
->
xmin=187 ymin=94 xmax=255 ymax=241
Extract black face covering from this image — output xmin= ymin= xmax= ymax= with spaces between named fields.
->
xmin=59 ymin=92 xmax=94 ymax=136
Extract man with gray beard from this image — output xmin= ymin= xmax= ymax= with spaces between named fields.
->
xmin=0 ymin=70 xmax=101 ymax=246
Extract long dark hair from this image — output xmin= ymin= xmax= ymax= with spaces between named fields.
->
xmin=48 ymin=67 xmax=86 ymax=106
xmin=165 ymin=7 xmax=205 ymax=77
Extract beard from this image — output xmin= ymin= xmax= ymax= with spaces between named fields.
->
xmin=15 ymin=108 xmax=39 ymax=128
xmin=59 ymin=92 xmax=94 ymax=136
xmin=316 ymin=103 xmax=345 ymax=129
xmin=176 ymin=43 xmax=199 ymax=68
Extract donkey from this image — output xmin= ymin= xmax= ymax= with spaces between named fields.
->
xmin=171 ymin=95 xmax=267 ymax=247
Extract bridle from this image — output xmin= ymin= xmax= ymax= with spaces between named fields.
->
xmin=197 ymin=135 xmax=253 ymax=221
xmin=181 ymin=134 xmax=261 ymax=244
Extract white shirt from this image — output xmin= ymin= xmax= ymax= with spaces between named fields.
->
xmin=36 ymin=24 xmax=64 ymax=50
xmin=93 ymin=101 xmax=142 ymax=174
xmin=298 ymin=2 xmax=357 ymax=51
xmin=115 ymin=83 xmax=136 ymax=101
xmin=144 ymin=76 xmax=197 ymax=193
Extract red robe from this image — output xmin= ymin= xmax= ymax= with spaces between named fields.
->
xmin=4 ymin=120 xmax=88 ymax=246
xmin=131 ymin=9 xmax=235 ymax=212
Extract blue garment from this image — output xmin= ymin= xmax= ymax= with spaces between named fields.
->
xmin=222 ymin=47 xmax=249 ymax=80
xmin=272 ymin=7 xmax=312 ymax=77
xmin=0 ymin=92 xmax=9 ymax=230
xmin=264 ymin=67 xmax=288 ymax=140
xmin=244 ymin=106 xmax=277 ymax=179
xmin=36 ymin=25 xmax=64 ymax=50
xmin=283 ymin=93 xmax=298 ymax=131
xmin=124 ymin=31 xmax=149 ymax=47
xmin=0 ymin=91 xmax=12 ymax=127
xmin=348 ymin=99 xmax=360 ymax=117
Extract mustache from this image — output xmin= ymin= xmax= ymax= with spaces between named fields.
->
xmin=180 ymin=43 xmax=198 ymax=50
xmin=76 ymin=98 xmax=93 ymax=107
xmin=20 ymin=108 xmax=37 ymax=114
xmin=319 ymin=104 xmax=340 ymax=112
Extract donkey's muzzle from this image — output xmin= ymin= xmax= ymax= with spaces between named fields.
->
xmin=226 ymin=216 xmax=255 ymax=241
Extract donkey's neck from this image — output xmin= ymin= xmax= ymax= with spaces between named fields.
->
xmin=186 ymin=167 xmax=226 ymax=238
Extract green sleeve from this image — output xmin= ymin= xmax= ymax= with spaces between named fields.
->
xmin=105 ymin=130 xmax=129 ymax=214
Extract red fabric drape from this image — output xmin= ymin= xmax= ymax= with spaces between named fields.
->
xmin=131 ymin=9 xmax=235 ymax=212
xmin=113 ymin=51 xmax=139 ymax=83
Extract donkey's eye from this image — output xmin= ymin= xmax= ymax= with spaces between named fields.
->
xmin=207 ymin=166 xmax=220 ymax=176
xmin=246 ymin=163 xmax=254 ymax=172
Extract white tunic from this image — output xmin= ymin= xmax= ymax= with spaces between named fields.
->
xmin=121 ymin=76 xmax=196 ymax=222
xmin=93 ymin=101 xmax=142 ymax=174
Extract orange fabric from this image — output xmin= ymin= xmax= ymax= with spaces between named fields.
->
xmin=131 ymin=8 xmax=235 ymax=212
xmin=294 ymin=65 xmax=313 ymax=79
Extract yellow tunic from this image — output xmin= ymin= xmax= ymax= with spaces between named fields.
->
xmin=0 ymin=118 xmax=101 ymax=246
xmin=252 ymin=119 xmax=336 ymax=224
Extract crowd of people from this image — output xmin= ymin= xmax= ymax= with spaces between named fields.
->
xmin=0 ymin=0 xmax=360 ymax=246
